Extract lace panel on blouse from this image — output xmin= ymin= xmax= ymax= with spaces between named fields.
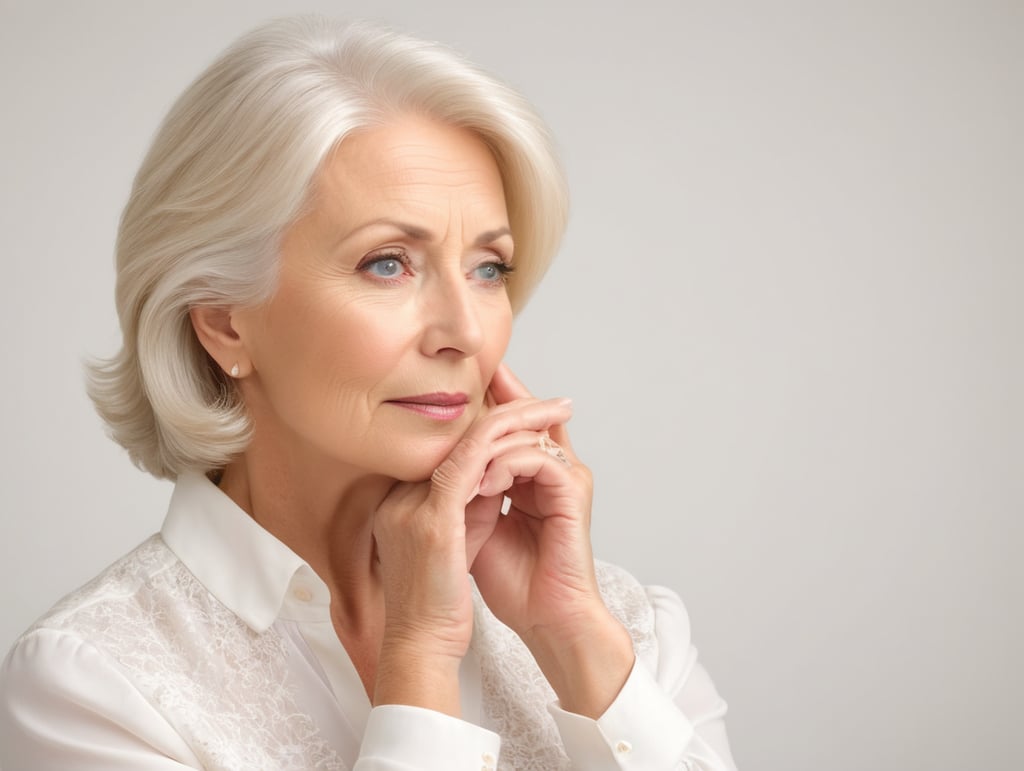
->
xmin=34 ymin=537 xmax=655 ymax=771
xmin=33 ymin=535 xmax=346 ymax=770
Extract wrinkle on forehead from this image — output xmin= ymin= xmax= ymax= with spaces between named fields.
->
xmin=315 ymin=115 xmax=510 ymax=245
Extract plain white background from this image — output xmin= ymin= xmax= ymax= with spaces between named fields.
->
xmin=1 ymin=1 xmax=1021 ymax=769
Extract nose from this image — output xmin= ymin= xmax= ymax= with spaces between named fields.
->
xmin=418 ymin=272 xmax=485 ymax=358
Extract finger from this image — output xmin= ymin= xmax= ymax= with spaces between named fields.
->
xmin=431 ymin=398 xmax=573 ymax=507
xmin=490 ymin=364 xmax=579 ymax=455
xmin=488 ymin=362 xmax=534 ymax=405
xmin=544 ymin=422 xmax=578 ymax=458
xmin=477 ymin=445 xmax=574 ymax=500
xmin=462 ymin=419 xmax=568 ymax=504
xmin=537 ymin=434 xmax=573 ymax=468
xmin=463 ymin=493 xmax=503 ymax=565
xmin=490 ymin=428 xmax=575 ymax=469
xmin=472 ymin=397 xmax=572 ymax=444
xmin=489 ymin=429 xmax=551 ymax=459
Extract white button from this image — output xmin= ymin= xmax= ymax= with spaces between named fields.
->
xmin=615 ymin=740 xmax=633 ymax=754
xmin=481 ymin=752 xmax=496 ymax=764
xmin=292 ymin=586 xmax=313 ymax=602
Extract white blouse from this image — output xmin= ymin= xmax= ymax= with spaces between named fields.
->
xmin=0 ymin=473 xmax=738 ymax=770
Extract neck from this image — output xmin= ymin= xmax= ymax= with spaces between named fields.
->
xmin=217 ymin=446 xmax=396 ymax=625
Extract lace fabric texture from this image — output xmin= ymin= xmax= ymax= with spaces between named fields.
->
xmin=473 ymin=561 xmax=656 ymax=771
xmin=30 ymin=538 xmax=655 ymax=770
xmin=33 ymin=536 xmax=346 ymax=770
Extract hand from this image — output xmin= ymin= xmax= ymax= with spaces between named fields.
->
xmin=467 ymin=363 xmax=596 ymax=635
xmin=371 ymin=388 xmax=574 ymax=714
xmin=468 ymin=364 xmax=635 ymax=716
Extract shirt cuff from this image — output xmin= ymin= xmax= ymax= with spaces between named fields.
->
xmin=548 ymin=658 xmax=694 ymax=770
xmin=357 ymin=704 xmax=501 ymax=770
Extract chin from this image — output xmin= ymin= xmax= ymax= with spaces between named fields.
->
xmin=381 ymin=436 xmax=465 ymax=483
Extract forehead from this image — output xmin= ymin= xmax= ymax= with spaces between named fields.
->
xmin=316 ymin=116 xmax=507 ymax=213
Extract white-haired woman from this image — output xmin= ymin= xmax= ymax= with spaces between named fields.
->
xmin=0 ymin=16 xmax=737 ymax=770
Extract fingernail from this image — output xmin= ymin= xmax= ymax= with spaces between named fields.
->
xmin=556 ymin=397 xmax=573 ymax=409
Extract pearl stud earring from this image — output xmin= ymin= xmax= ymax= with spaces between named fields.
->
xmin=229 ymin=363 xmax=240 ymax=378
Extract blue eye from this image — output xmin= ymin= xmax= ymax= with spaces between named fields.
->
xmin=363 ymin=255 xmax=406 ymax=278
xmin=473 ymin=262 xmax=512 ymax=283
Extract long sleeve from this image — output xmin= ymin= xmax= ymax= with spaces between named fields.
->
xmin=1 ymin=629 xmax=502 ymax=771
xmin=0 ymin=628 xmax=203 ymax=770
xmin=3 ymin=506 xmax=738 ymax=769
xmin=547 ymin=585 xmax=738 ymax=770
xmin=355 ymin=706 xmax=500 ymax=770
xmin=2 ymin=586 xmax=736 ymax=770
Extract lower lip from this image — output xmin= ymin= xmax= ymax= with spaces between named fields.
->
xmin=387 ymin=401 xmax=468 ymax=421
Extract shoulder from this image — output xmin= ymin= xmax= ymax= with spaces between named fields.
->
xmin=23 ymin=534 xmax=179 ymax=638
xmin=0 ymin=624 xmax=200 ymax=763
xmin=0 ymin=536 xmax=204 ymax=765
xmin=2 ymin=533 xmax=214 ymax=703
xmin=2 ymin=534 xmax=183 ymax=696
xmin=6 ymin=533 xmax=272 ymax=688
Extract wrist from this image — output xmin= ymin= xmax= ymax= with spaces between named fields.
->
xmin=523 ymin=609 xmax=635 ymax=719
xmin=374 ymin=640 xmax=464 ymax=717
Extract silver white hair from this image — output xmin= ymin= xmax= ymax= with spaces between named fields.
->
xmin=87 ymin=15 xmax=569 ymax=480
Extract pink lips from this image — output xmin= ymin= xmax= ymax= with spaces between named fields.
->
xmin=386 ymin=392 xmax=470 ymax=421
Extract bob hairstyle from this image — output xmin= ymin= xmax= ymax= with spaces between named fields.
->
xmin=87 ymin=15 xmax=569 ymax=480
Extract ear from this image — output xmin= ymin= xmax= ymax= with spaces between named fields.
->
xmin=190 ymin=305 xmax=251 ymax=379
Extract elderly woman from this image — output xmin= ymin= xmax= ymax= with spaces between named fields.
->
xmin=0 ymin=16 xmax=737 ymax=771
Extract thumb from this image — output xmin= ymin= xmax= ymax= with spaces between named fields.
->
xmin=430 ymin=435 xmax=487 ymax=507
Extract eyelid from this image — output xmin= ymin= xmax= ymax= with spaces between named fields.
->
xmin=471 ymin=248 xmax=514 ymax=272
xmin=355 ymin=248 xmax=409 ymax=271
xmin=480 ymin=260 xmax=514 ymax=275
xmin=479 ymin=246 xmax=513 ymax=267
xmin=355 ymin=246 xmax=514 ymax=278
xmin=470 ymin=259 xmax=514 ymax=288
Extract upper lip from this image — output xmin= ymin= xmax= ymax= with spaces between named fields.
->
xmin=387 ymin=392 xmax=470 ymax=406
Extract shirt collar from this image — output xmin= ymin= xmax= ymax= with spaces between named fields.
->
xmin=160 ymin=471 xmax=318 ymax=633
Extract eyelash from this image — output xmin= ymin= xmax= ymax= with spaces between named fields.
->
xmin=357 ymin=251 xmax=410 ymax=282
xmin=477 ymin=261 xmax=515 ymax=284
xmin=357 ymin=251 xmax=515 ymax=286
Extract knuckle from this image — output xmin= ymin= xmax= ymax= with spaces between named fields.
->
xmin=431 ymin=460 xmax=459 ymax=491
xmin=432 ymin=437 xmax=481 ymax=492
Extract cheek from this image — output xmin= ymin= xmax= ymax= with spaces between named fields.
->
xmin=255 ymin=290 xmax=407 ymax=397
xmin=480 ymin=303 xmax=514 ymax=369
xmin=306 ymin=300 xmax=411 ymax=389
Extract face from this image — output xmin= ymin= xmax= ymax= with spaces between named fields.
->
xmin=231 ymin=115 xmax=514 ymax=481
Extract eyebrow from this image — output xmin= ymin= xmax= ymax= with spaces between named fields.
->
xmin=355 ymin=218 xmax=513 ymax=248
